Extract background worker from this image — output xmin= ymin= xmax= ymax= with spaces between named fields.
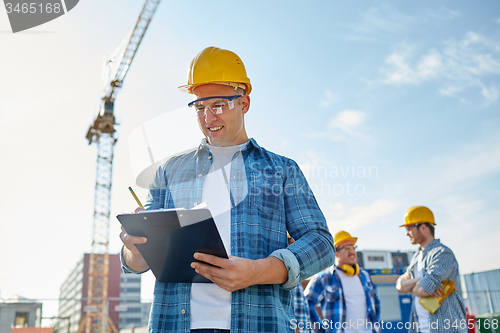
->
xmin=396 ymin=206 xmax=467 ymax=333
xmin=304 ymin=231 xmax=381 ymax=333
xmin=119 ymin=46 xmax=335 ymax=333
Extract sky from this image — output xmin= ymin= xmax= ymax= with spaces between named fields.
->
xmin=1 ymin=0 xmax=499 ymax=322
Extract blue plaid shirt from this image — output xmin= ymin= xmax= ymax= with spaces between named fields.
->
xmin=293 ymin=283 xmax=313 ymax=333
xmin=405 ymin=239 xmax=467 ymax=333
xmin=122 ymin=138 xmax=334 ymax=333
xmin=303 ymin=266 xmax=380 ymax=333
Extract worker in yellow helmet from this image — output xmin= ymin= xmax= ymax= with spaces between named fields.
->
xmin=396 ymin=206 xmax=467 ymax=333
xmin=120 ymin=46 xmax=334 ymax=333
xmin=304 ymin=231 xmax=381 ymax=333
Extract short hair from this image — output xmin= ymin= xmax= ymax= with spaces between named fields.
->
xmin=419 ymin=222 xmax=435 ymax=237
xmin=236 ymin=87 xmax=246 ymax=96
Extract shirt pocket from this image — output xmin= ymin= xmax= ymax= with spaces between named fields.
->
xmin=250 ymin=171 xmax=284 ymax=213
xmin=324 ymin=285 xmax=340 ymax=304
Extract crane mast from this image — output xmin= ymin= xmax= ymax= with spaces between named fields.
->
xmin=81 ymin=1 xmax=161 ymax=332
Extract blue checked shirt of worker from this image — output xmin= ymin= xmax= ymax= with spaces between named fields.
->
xmin=121 ymin=138 xmax=335 ymax=333
xmin=304 ymin=266 xmax=381 ymax=333
xmin=405 ymin=239 xmax=467 ymax=333
xmin=293 ymin=283 xmax=313 ymax=333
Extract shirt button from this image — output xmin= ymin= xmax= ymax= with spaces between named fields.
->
xmin=193 ymin=202 xmax=198 ymax=207
xmin=181 ymin=309 xmax=186 ymax=314
xmin=208 ymin=156 xmax=212 ymax=160
xmin=198 ymin=173 xmax=203 ymax=178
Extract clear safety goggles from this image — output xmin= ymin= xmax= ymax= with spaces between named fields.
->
xmin=188 ymin=95 xmax=243 ymax=118
xmin=337 ymin=245 xmax=358 ymax=253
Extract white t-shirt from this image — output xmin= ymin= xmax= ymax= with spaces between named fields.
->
xmin=190 ymin=142 xmax=247 ymax=330
xmin=337 ymin=270 xmax=371 ymax=333
xmin=413 ymin=251 xmax=430 ymax=333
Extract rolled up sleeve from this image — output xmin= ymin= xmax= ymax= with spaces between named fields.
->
xmin=270 ymin=248 xmax=301 ymax=290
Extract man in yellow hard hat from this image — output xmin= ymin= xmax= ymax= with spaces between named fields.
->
xmin=120 ymin=46 xmax=335 ymax=333
xmin=304 ymin=231 xmax=381 ymax=333
xmin=396 ymin=206 xmax=466 ymax=333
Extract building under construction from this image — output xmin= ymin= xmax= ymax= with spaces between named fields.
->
xmin=56 ymin=254 xmax=147 ymax=333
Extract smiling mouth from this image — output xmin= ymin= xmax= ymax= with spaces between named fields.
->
xmin=208 ymin=126 xmax=223 ymax=132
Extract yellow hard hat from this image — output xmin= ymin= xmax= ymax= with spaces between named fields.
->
xmin=400 ymin=206 xmax=436 ymax=227
xmin=333 ymin=231 xmax=357 ymax=248
xmin=178 ymin=46 xmax=252 ymax=95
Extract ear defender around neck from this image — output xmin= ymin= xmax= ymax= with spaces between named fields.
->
xmin=339 ymin=263 xmax=360 ymax=276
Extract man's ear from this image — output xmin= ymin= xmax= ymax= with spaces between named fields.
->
xmin=240 ymin=95 xmax=250 ymax=114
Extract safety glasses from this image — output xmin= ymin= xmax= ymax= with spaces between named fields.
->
xmin=188 ymin=95 xmax=243 ymax=118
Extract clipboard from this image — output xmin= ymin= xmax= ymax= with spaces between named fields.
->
xmin=116 ymin=208 xmax=228 ymax=283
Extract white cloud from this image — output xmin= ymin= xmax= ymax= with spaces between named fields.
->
xmin=326 ymin=200 xmax=397 ymax=232
xmin=361 ymin=5 xmax=411 ymax=34
xmin=304 ymin=110 xmax=366 ymax=142
xmin=424 ymin=7 xmax=460 ymax=21
xmin=328 ymin=110 xmax=366 ymax=136
xmin=381 ymin=47 xmax=443 ymax=84
xmin=381 ymin=47 xmax=417 ymax=84
xmin=479 ymin=83 xmax=499 ymax=105
xmin=380 ymin=32 xmax=500 ymax=103
xmin=297 ymin=150 xmax=325 ymax=181
xmin=342 ymin=5 xmax=459 ymax=44
xmin=439 ymin=84 xmax=467 ymax=103
xmin=417 ymin=50 xmax=443 ymax=80
xmin=319 ymin=89 xmax=338 ymax=108
xmin=304 ymin=110 xmax=367 ymax=142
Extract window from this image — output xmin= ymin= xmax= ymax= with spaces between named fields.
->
xmin=391 ymin=252 xmax=409 ymax=268
xmin=15 ymin=312 xmax=28 ymax=327
xmin=368 ymin=256 xmax=385 ymax=262
xmin=121 ymin=287 xmax=141 ymax=293
xmin=124 ymin=318 xmax=141 ymax=323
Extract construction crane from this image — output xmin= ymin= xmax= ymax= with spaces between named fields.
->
xmin=80 ymin=1 xmax=161 ymax=332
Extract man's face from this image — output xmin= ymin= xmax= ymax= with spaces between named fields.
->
xmin=192 ymin=84 xmax=250 ymax=147
xmin=406 ymin=224 xmax=424 ymax=245
xmin=335 ymin=241 xmax=357 ymax=267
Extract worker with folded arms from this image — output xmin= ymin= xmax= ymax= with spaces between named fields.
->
xmin=396 ymin=206 xmax=467 ymax=333
xmin=304 ymin=231 xmax=381 ymax=333
xmin=119 ymin=46 xmax=335 ymax=333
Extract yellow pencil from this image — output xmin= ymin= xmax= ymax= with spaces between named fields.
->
xmin=128 ymin=186 xmax=144 ymax=209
